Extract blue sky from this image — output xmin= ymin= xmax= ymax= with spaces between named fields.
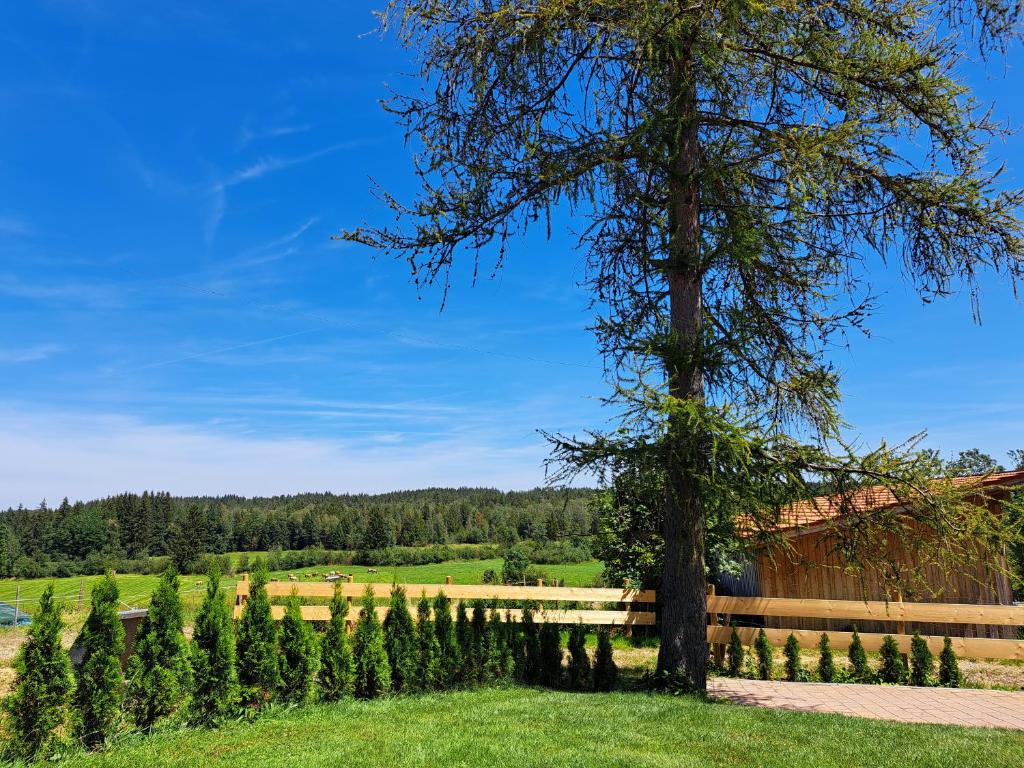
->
xmin=0 ymin=2 xmax=1022 ymax=508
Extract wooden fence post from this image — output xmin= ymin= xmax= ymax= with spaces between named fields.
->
xmin=445 ymin=576 xmax=453 ymax=585
xmin=708 ymin=584 xmax=725 ymax=666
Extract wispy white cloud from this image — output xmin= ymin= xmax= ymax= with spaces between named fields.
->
xmin=0 ymin=405 xmax=561 ymax=508
xmin=205 ymin=143 xmax=355 ymax=244
xmin=0 ymin=215 xmax=31 ymax=237
xmin=238 ymin=122 xmax=312 ymax=149
xmin=0 ymin=343 xmax=63 ymax=364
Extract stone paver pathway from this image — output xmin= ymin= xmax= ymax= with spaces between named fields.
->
xmin=708 ymin=677 xmax=1024 ymax=730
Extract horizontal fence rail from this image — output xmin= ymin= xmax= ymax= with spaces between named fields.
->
xmin=234 ymin=577 xmax=1024 ymax=659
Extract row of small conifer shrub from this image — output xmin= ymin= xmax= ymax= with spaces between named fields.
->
xmin=721 ymin=626 xmax=963 ymax=687
xmin=1 ymin=564 xmax=618 ymax=762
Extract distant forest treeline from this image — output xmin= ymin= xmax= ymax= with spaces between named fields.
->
xmin=0 ymin=487 xmax=598 ymax=578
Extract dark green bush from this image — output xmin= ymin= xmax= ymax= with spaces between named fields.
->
xmin=416 ymin=593 xmax=441 ymax=691
xmin=125 ymin=565 xmax=190 ymax=730
xmin=878 ymin=635 xmax=908 ymax=684
xmin=909 ymin=631 xmax=933 ymax=686
xmin=383 ymin=585 xmax=418 ymax=693
xmin=754 ymin=628 xmax=773 ymax=680
xmin=939 ymin=636 xmax=961 ymax=688
xmin=470 ymin=600 xmax=488 ymax=683
xmin=189 ymin=568 xmax=238 ymax=726
xmin=432 ymin=591 xmax=460 ymax=689
xmin=783 ymin=633 xmax=802 ymax=682
xmin=726 ymin=626 xmax=744 ymax=677
xmin=539 ymin=622 xmax=562 ymax=687
xmin=279 ymin=594 xmax=319 ymax=704
xmin=318 ymin=584 xmax=355 ymax=701
xmin=521 ymin=607 xmax=542 ymax=684
xmin=236 ymin=565 xmax=280 ymax=709
xmin=455 ymin=601 xmax=474 ymax=686
xmin=2 ymin=584 xmax=72 ymax=760
xmin=593 ymin=629 xmax=617 ymax=692
xmin=352 ymin=586 xmax=391 ymax=698
xmin=566 ymin=624 xmax=591 ymax=690
xmin=847 ymin=628 xmax=872 ymax=682
xmin=73 ymin=572 xmax=125 ymax=748
xmin=817 ymin=633 xmax=834 ymax=683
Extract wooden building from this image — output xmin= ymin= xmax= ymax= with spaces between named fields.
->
xmin=716 ymin=470 xmax=1024 ymax=638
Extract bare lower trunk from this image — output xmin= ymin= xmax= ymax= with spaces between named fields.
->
xmin=654 ymin=25 xmax=707 ymax=692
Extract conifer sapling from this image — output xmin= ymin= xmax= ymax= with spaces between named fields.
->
xmin=878 ymin=635 xmax=908 ymax=684
xmin=278 ymin=593 xmax=320 ymax=704
xmin=783 ymin=633 xmax=802 ymax=682
xmin=3 ymin=584 xmax=72 ymax=760
xmin=817 ymin=633 xmax=835 ymax=683
xmin=318 ymin=583 xmax=355 ymax=701
xmin=382 ymin=585 xmax=418 ymax=693
xmin=754 ymin=628 xmax=773 ymax=681
xmin=432 ymin=591 xmax=459 ymax=689
xmin=125 ymin=564 xmax=190 ymax=730
xmin=539 ymin=621 xmax=563 ymax=688
xmin=726 ymin=626 xmax=744 ymax=677
xmin=415 ymin=593 xmax=441 ymax=691
xmin=352 ymin=585 xmax=391 ymax=698
xmin=73 ymin=572 xmax=125 ymax=748
xmin=592 ymin=628 xmax=617 ymax=692
xmin=566 ymin=623 xmax=591 ymax=691
xmin=847 ymin=628 xmax=871 ymax=683
xmin=939 ymin=636 xmax=961 ymax=688
xmin=236 ymin=565 xmax=280 ymax=709
xmin=189 ymin=568 xmax=239 ymax=726
xmin=909 ymin=631 xmax=933 ymax=687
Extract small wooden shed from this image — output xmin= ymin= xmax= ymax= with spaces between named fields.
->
xmin=721 ymin=470 xmax=1024 ymax=638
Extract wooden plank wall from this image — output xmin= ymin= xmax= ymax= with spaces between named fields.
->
xmin=754 ymin=522 xmax=1017 ymax=639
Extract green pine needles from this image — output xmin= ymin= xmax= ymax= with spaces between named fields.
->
xmin=383 ymin=585 xmax=418 ymax=693
xmin=783 ymin=633 xmax=802 ymax=682
xmin=432 ymin=591 xmax=460 ymax=689
xmin=817 ymin=634 xmax=835 ymax=683
xmin=878 ymin=635 xmax=908 ymax=684
xmin=3 ymin=583 xmax=72 ymax=760
xmin=455 ymin=600 xmax=473 ymax=686
xmin=939 ymin=637 xmax=961 ymax=688
xmin=726 ymin=626 xmax=744 ymax=677
xmin=539 ymin=621 xmax=563 ymax=688
xmin=318 ymin=584 xmax=355 ymax=701
xmin=566 ymin=624 xmax=591 ymax=690
xmin=592 ymin=629 xmax=617 ymax=692
xmin=352 ymin=586 xmax=391 ymax=699
xmin=279 ymin=594 xmax=320 ymax=704
xmin=847 ymin=628 xmax=871 ymax=683
xmin=415 ymin=593 xmax=441 ymax=691
xmin=73 ymin=572 xmax=125 ymax=749
xmin=754 ymin=628 xmax=773 ymax=681
xmin=910 ymin=632 xmax=934 ymax=687
xmin=189 ymin=568 xmax=238 ymax=727
xmin=125 ymin=565 xmax=190 ymax=730
xmin=236 ymin=566 xmax=280 ymax=710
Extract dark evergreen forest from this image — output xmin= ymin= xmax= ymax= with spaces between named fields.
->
xmin=0 ymin=488 xmax=597 ymax=578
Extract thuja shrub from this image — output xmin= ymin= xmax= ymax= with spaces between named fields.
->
xmin=382 ymin=585 xmax=418 ymax=693
xmin=783 ymin=633 xmax=802 ymax=682
xmin=754 ymin=628 xmax=773 ymax=681
xmin=847 ymin=628 xmax=872 ymax=683
xmin=725 ymin=626 xmax=744 ymax=677
xmin=73 ymin=572 xmax=125 ymax=749
xmin=483 ymin=608 xmax=505 ymax=683
xmin=189 ymin=568 xmax=239 ymax=727
xmin=415 ymin=593 xmax=441 ymax=691
xmin=939 ymin=637 xmax=961 ymax=688
xmin=455 ymin=601 xmax=473 ymax=686
xmin=125 ymin=564 xmax=190 ymax=730
xmin=566 ymin=623 xmax=591 ymax=691
xmin=909 ymin=631 xmax=933 ymax=686
xmin=592 ymin=629 xmax=617 ymax=692
xmin=817 ymin=633 xmax=835 ymax=683
xmin=318 ymin=584 xmax=355 ymax=701
xmin=236 ymin=566 xmax=280 ymax=710
xmin=279 ymin=594 xmax=320 ymax=704
xmin=353 ymin=586 xmax=391 ymax=698
xmin=497 ymin=611 xmax=517 ymax=682
xmin=538 ymin=622 xmax=563 ymax=688
xmin=432 ymin=591 xmax=460 ymax=689
xmin=470 ymin=600 xmax=488 ymax=684
xmin=878 ymin=635 xmax=908 ymax=684
xmin=3 ymin=584 xmax=73 ymax=761
xmin=520 ymin=606 xmax=541 ymax=684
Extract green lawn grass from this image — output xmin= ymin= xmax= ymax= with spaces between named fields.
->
xmin=53 ymin=687 xmax=1022 ymax=768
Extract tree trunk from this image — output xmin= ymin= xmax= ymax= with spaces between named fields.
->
xmin=655 ymin=28 xmax=707 ymax=692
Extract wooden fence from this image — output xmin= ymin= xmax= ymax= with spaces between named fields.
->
xmin=233 ymin=575 xmax=1024 ymax=660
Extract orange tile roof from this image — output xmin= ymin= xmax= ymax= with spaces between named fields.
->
xmin=766 ymin=469 xmax=1024 ymax=534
